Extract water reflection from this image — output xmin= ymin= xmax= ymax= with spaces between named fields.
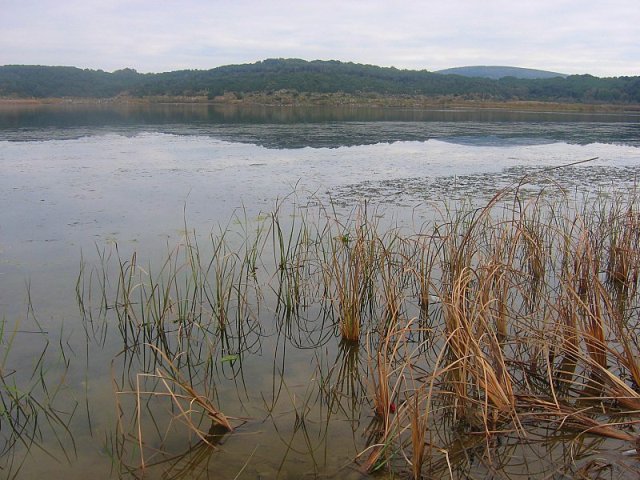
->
xmin=439 ymin=135 xmax=557 ymax=147
xmin=1 ymin=103 xmax=639 ymax=148
xmin=3 ymin=101 xmax=640 ymax=478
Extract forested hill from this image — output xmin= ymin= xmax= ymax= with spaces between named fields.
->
xmin=1 ymin=58 xmax=639 ymax=104
xmin=435 ymin=66 xmax=568 ymax=80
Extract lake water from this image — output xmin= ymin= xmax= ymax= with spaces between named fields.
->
xmin=1 ymin=103 xmax=640 ymax=478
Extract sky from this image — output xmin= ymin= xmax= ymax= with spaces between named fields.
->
xmin=1 ymin=0 xmax=639 ymax=77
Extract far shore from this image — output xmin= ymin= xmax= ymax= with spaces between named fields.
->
xmin=1 ymin=92 xmax=640 ymax=114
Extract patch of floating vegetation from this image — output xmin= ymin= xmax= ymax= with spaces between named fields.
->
xmin=330 ymin=163 xmax=640 ymax=210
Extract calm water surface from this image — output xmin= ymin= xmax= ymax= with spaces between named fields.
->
xmin=1 ymin=104 xmax=639 ymax=478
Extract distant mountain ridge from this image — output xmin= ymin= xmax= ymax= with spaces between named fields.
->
xmin=436 ymin=66 xmax=568 ymax=80
xmin=1 ymin=59 xmax=639 ymax=104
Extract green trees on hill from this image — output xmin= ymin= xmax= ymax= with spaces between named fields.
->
xmin=0 ymin=65 xmax=141 ymax=97
xmin=1 ymin=59 xmax=639 ymax=104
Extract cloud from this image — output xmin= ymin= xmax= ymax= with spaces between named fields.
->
xmin=0 ymin=0 xmax=638 ymax=76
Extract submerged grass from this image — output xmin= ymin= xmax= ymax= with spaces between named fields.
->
xmin=65 ymin=183 xmax=640 ymax=477
xmin=0 ymin=310 xmax=77 ymax=478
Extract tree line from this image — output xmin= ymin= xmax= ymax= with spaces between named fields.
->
xmin=1 ymin=58 xmax=639 ymax=104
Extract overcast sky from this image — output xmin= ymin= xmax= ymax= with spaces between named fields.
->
xmin=1 ymin=0 xmax=638 ymax=77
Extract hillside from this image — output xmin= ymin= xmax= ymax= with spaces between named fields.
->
xmin=1 ymin=59 xmax=639 ymax=104
xmin=436 ymin=66 xmax=567 ymax=80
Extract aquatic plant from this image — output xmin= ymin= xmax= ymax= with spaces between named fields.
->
xmin=0 ymin=314 xmax=76 ymax=479
xmin=68 ymin=184 xmax=640 ymax=478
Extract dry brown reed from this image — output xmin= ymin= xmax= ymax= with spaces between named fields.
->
xmin=325 ymin=206 xmax=378 ymax=342
xmin=76 ymin=183 xmax=640 ymax=478
xmin=116 ymin=344 xmax=233 ymax=471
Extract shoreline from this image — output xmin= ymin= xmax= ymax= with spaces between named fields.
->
xmin=2 ymin=93 xmax=640 ymax=114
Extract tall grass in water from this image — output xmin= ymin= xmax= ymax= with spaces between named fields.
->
xmin=324 ymin=204 xmax=379 ymax=342
xmin=115 ymin=344 xmax=233 ymax=471
xmin=435 ymin=195 xmax=518 ymax=430
xmin=73 ymin=184 xmax=640 ymax=478
xmin=0 ymin=314 xmax=77 ymax=479
xmin=77 ymin=219 xmax=266 ymax=473
xmin=606 ymin=199 xmax=640 ymax=294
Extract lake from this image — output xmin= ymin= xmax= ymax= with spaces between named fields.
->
xmin=1 ymin=103 xmax=640 ymax=478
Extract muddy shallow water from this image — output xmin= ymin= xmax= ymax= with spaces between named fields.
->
xmin=1 ymin=104 xmax=640 ymax=478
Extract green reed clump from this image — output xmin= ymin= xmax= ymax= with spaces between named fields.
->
xmin=270 ymin=201 xmax=315 ymax=319
xmin=324 ymin=205 xmax=380 ymax=343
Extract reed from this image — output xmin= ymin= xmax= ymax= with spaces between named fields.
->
xmin=325 ymin=205 xmax=378 ymax=342
xmin=269 ymin=199 xmax=323 ymax=327
xmin=361 ymin=320 xmax=416 ymax=473
xmin=407 ymin=389 xmax=428 ymax=480
xmin=0 ymin=317 xmax=76 ymax=478
xmin=438 ymin=225 xmax=517 ymax=428
xmin=378 ymin=236 xmax=406 ymax=333
xmin=115 ymin=344 xmax=233 ymax=471
xmin=607 ymin=201 xmax=640 ymax=291
xmin=70 ymin=183 xmax=640 ymax=478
